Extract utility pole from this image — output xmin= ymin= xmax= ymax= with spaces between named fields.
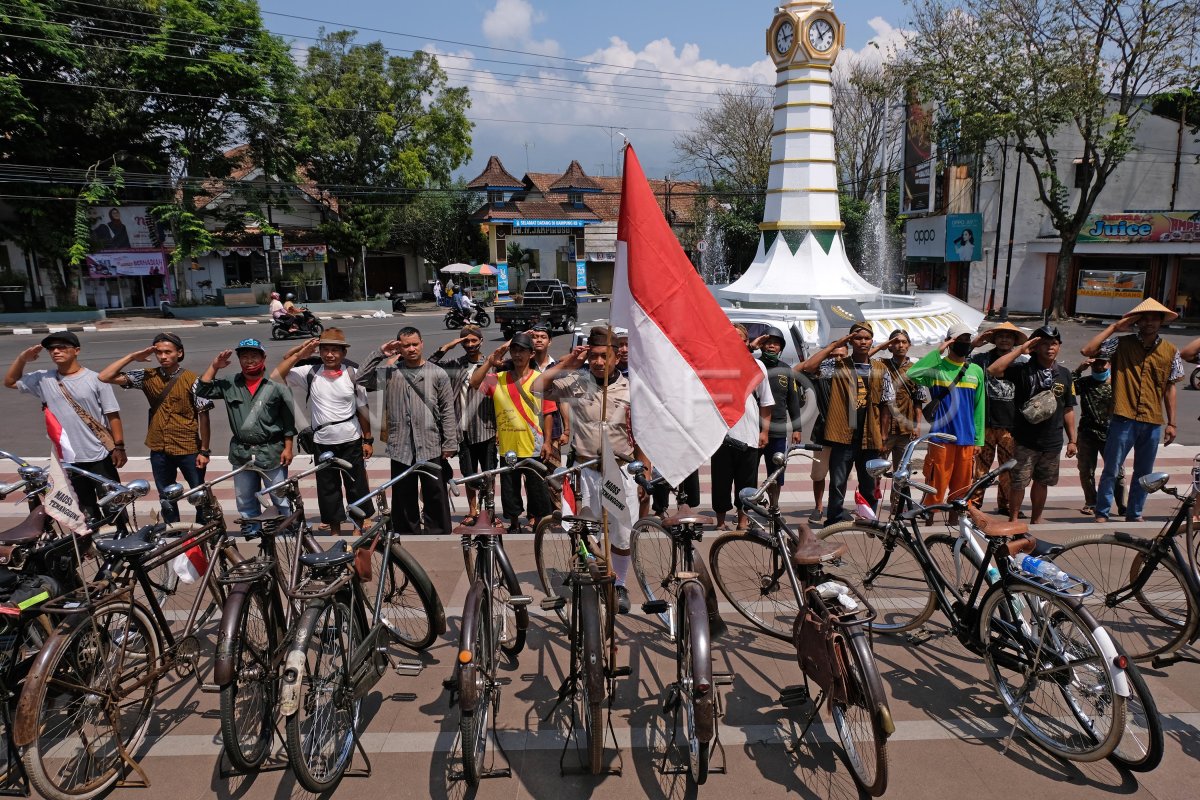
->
xmin=987 ymin=140 xmax=1008 ymax=317
xmin=999 ymin=147 xmax=1022 ymax=321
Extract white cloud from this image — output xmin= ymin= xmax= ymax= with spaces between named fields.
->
xmin=482 ymin=0 xmax=560 ymax=57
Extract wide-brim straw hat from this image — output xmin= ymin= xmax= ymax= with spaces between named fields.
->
xmin=316 ymin=329 xmax=350 ymax=348
xmin=976 ymin=321 xmax=1028 ymax=345
xmin=1121 ymin=297 xmax=1179 ymax=324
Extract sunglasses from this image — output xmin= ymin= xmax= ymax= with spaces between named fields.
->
xmin=46 ymin=344 xmax=77 ymax=352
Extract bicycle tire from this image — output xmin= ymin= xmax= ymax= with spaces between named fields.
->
xmin=578 ymin=585 xmax=607 ymax=774
xmin=492 ymin=545 xmax=527 ymax=657
xmin=285 ymin=599 xmax=359 ymax=793
xmin=1108 ymin=653 xmax=1164 ymax=772
xmin=534 ymin=516 xmax=575 ymax=626
xmin=709 ymin=530 xmax=798 ymax=640
xmin=363 ymin=540 xmax=444 ymax=651
xmin=22 ymin=601 xmax=161 ymax=800
xmin=978 ymin=581 xmax=1125 ymax=761
xmin=632 ymin=517 xmax=675 ymax=628
xmin=1048 ymin=534 xmax=1198 ymax=661
xmin=219 ymin=588 xmax=276 ymax=772
xmin=459 ymin=585 xmax=492 ymax=786
xmin=676 ymin=588 xmax=712 ymax=785
xmin=830 ymin=625 xmax=889 ymax=797
xmin=819 ymin=520 xmax=936 ymax=633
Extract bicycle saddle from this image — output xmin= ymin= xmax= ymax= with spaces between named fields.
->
xmin=791 ymin=521 xmax=847 ymax=566
xmin=559 ymin=510 xmax=601 ymax=526
xmin=966 ymin=506 xmax=1029 ymax=537
xmin=663 ymin=506 xmax=715 ymax=528
xmin=300 ymin=541 xmax=354 ymax=569
xmin=95 ymin=527 xmax=156 ymax=557
xmin=452 ymin=518 xmax=507 ymax=536
xmin=0 ymin=506 xmax=48 ymax=546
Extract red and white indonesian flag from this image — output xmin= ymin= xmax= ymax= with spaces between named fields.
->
xmin=44 ymin=406 xmax=82 ymax=463
xmin=172 ymin=538 xmax=209 ymax=584
xmin=611 ymin=145 xmax=762 ymax=486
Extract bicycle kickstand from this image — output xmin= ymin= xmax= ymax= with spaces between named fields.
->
xmin=218 ymin=717 xmax=292 ymax=779
xmin=341 ymin=726 xmax=374 ymax=780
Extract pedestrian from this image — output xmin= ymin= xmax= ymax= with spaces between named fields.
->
xmin=1072 ymin=356 xmax=1126 ymax=517
xmin=430 ymin=325 xmax=496 ymax=525
xmin=755 ymin=326 xmax=804 ymax=506
xmin=196 ymin=338 xmax=295 ymax=518
xmin=4 ymin=332 xmax=130 ymax=530
xmin=469 ymin=333 xmax=555 ymax=532
xmin=907 ymin=323 xmax=987 ymax=508
xmin=433 ymin=278 xmax=444 ymax=306
xmin=986 ymin=325 xmax=1077 ymax=524
xmin=272 ymin=329 xmax=374 ymax=535
xmin=969 ymin=322 xmax=1028 ymax=516
xmin=98 ymin=332 xmax=213 ymax=523
xmin=359 ymin=327 xmax=457 ymax=536
xmin=798 ymin=322 xmax=893 ymax=526
xmin=1082 ymin=298 xmax=1183 ymax=522
xmin=711 ymin=323 xmax=774 ymax=530
xmin=615 ymin=328 xmax=630 ymax=376
xmin=537 ymin=328 xmax=650 ymax=614
xmin=871 ymin=329 xmax=928 ymax=470
xmin=795 ymin=340 xmax=848 ymax=522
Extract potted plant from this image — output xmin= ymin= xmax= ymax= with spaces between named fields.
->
xmin=0 ymin=269 xmax=29 ymax=313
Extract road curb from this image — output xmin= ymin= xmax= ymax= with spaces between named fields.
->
xmin=198 ymin=312 xmax=393 ymax=328
xmin=0 ymin=312 xmax=394 ymax=336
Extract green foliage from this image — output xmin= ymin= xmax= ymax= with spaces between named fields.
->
xmin=393 ymin=182 xmax=489 ymax=268
xmin=68 ymin=162 xmax=124 ymax=265
xmin=505 ymin=241 xmax=533 ymax=291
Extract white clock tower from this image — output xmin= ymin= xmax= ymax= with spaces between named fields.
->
xmin=721 ymin=2 xmax=879 ymax=304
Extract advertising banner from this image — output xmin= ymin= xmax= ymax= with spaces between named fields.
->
xmin=904 ymin=216 xmax=946 ymax=259
xmin=1077 ymin=211 xmax=1200 ymax=243
xmin=1076 ymin=269 xmax=1146 ymax=316
xmin=945 ymin=213 xmax=983 ymax=262
xmin=901 ymin=87 xmax=934 ymax=215
xmin=85 ymin=251 xmax=167 ymax=278
xmin=281 ymin=244 xmax=328 ymax=264
xmin=87 ymin=206 xmax=173 ymax=251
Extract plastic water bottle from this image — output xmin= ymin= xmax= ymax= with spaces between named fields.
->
xmin=1015 ymin=555 xmax=1071 ymax=589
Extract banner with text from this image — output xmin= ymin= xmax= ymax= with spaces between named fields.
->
xmin=1077 ymin=211 xmax=1200 ymax=243
xmin=88 ymin=206 xmax=173 ymax=251
xmin=85 ymin=251 xmax=167 ymax=278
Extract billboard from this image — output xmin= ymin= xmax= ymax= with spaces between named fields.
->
xmin=1077 ymin=211 xmax=1200 ymax=243
xmin=946 ymin=214 xmax=983 ymax=262
xmin=87 ymin=206 xmax=173 ymax=251
xmin=901 ymin=87 xmax=934 ymax=215
xmin=85 ymin=251 xmax=167 ymax=278
xmin=904 ymin=215 xmax=946 ymax=259
xmin=1076 ymin=269 xmax=1146 ymax=316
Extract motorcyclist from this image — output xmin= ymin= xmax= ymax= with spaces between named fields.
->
xmin=269 ymin=291 xmax=294 ymax=330
xmin=283 ymin=293 xmax=310 ymax=333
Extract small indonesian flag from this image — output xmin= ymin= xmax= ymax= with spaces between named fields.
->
xmin=562 ymin=473 xmax=578 ymax=517
xmin=45 ymin=450 xmax=89 ymax=535
xmin=172 ymin=538 xmax=209 ymax=584
xmin=854 ymin=488 xmax=878 ymax=521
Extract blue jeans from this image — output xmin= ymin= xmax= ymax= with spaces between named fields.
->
xmin=233 ymin=465 xmax=291 ymax=519
xmin=149 ymin=451 xmax=206 ymax=524
xmin=1096 ymin=416 xmax=1161 ymax=520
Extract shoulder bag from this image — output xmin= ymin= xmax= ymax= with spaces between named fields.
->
xmin=1019 ymin=367 xmax=1059 ymax=425
xmin=921 ymin=361 xmax=968 ymax=424
xmin=54 ymin=375 xmax=116 ymax=452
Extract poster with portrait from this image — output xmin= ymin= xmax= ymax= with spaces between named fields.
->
xmin=87 ymin=206 xmax=174 ymax=251
xmin=901 ymin=87 xmax=935 ymax=215
xmin=945 ymin=214 xmax=983 ymax=262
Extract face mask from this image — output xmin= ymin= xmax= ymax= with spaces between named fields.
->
xmin=1093 ymin=369 xmax=1110 ymax=382
xmin=950 ymin=340 xmax=972 ymax=358
xmin=242 ymin=362 xmax=265 ymax=377
xmin=761 ymin=352 xmax=780 ymax=366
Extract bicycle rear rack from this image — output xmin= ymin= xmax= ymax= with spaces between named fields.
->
xmin=216 ymin=555 xmax=274 ymax=585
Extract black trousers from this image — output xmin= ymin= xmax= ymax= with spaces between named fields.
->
xmin=500 ymin=468 xmax=551 ymax=522
xmin=825 ymin=425 xmax=881 ymax=526
xmin=391 ymin=458 xmax=452 ymax=536
xmin=314 ymin=439 xmax=374 ymax=525
xmin=69 ymin=455 xmax=129 ymax=533
xmin=711 ymin=440 xmax=760 ymax=515
xmin=652 ymin=470 xmax=701 ymax=514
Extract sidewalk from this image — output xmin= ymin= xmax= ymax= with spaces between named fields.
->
xmin=0 ymin=310 xmax=394 ymax=336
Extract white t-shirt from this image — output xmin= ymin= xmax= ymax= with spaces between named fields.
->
xmin=18 ymin=368 xmax=119 ymax=463
xmin=286 ymin=365 xmax=366 ymax=445
xmin=727 ymin=361 xmax=775 ymax=447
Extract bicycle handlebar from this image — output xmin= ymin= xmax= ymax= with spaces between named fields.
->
xmin=257 ymin=453 xmax=353 ymax=498
xmin=745 ymin=443 xmax=824 ymax=507
xmin=547 ymin=458 xmax=600 ymax=482
xmin=449 ymin=456 xmax=546 ymax=486
xmin=348 ymin=459 xmax=445 ymax=516
xmin=180 ymin=460 xmax=269 ymax=501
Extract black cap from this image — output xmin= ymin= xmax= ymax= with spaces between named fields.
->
xmin=1030 ymin=324 xmax=1062 ymax=343
xmin=761 ymin=325 xmax=786 ymax=344
xmin=529 ymin=322 xmax=550 ymax=333
xmin=41 ymin=331 xmax=81 ymax=349
xmin=510 ymin=332 xmax=534 ymax=351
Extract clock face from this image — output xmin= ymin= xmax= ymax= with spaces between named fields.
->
xmin=774 ymin=20 xmax=795 ymax=55
xmin=808 ymin=18 xmax=835 ymax=52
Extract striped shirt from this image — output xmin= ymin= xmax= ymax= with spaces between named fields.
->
xmin=428 ymin=351 xmax=496 ymax=445
xmin=358 ymin=352 xmax=457 ymax=463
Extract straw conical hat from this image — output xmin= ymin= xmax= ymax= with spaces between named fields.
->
xmin=1121 ymin=298 xmax=1179 ymax=324
xmin=976 ymin=321 xmax=1028 ymax=344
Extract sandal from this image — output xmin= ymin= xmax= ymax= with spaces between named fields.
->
xmin=317 ymin=522 xmax=332 ymax=532
xmin=461 ymin=513 xmax=479 ymax=527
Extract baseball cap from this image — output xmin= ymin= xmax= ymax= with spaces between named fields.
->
xmin=529 ymin=322 xmax=551 ymax=333
xmin=41 ymin=331 xmax=81 ymax=349
xmin=509 ymin=332 xmax=534 ymax=351
xmin=235 ymin=338 xmax=266 ymax=355
xmin=945 ymin=322 xmax=975 ymax=340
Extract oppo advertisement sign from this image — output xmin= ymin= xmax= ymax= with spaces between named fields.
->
xmin=904 ymin=216 xmax=946 ymax=259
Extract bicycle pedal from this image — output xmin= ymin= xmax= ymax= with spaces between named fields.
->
xmin=641 ymin=599 xmax=669 ymax=614
xmin=609 ymin=665 xmax=631 ymax=679
xmin=712 ymin=672 xmax=734 ymax=687
xmin=394 ymin=659 xmax=423 ymax=677
xmin=779 ymin=685 xmax=810 ymax=707
xmin=507 ymin=595 xmax=533 ymax=608
xmin=199 ymin=683 xmax=221 ymax=694
xmin=494 ymin=676 xmax=512 ymax=686
xmin=905 ymin=628 xmax=933 ymax=646
xmin=1151 ymin=654 xmax=1181 ymax=669
xmin=540 ymin=596 xmax=566 ymax=611
xmin=662 ymin=685 xmax=681 ymax=715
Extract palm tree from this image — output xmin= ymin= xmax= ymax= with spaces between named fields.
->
xmin=505 ymin=241 xmax=533 ymax=302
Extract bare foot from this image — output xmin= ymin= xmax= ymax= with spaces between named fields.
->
xmin=1029 ymin=517 xmax=1044 ymax=525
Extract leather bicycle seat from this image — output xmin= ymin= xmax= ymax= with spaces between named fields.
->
xmin=0 ymin=507 xmax=49 ymax=546
xmin=96 ymin=528 xmax=156 ymax=558
xmin=560 ymin=510 xmax=601 ymax=526
xmin=453 ymin=519 xmax=507 ymax=537
xmin=300 ymin=542 xmax=354 ymax=569
xmin=663 ymin=506 xmax=715 ymax=528
xmin=967 ymin=506 xmax=1029 ymax=538
xmin=791 ymin=521 xmax=847 ymax=566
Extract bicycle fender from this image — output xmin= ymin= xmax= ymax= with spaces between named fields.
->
xmin=495 ymin=544 xmax=528 ymax=635
xmin=213 ymin=581 xmax=254 ymax=687
xmin=680 ymin=579 xmax=715 ymax=743
xmin=693 ymin=561 xmax=728 ymax=641
xmin=395 ymin=543 xmax=447 ymax=636
xmin=1091 ymin=624 xmax=1131 ymax=698
xmin=279 ymin=603 xmax=322 ymax=717
xmin=12 ymin=612 xmax=92 ymax=746
xmin=456 ymin=580 xmax=488 ymax=713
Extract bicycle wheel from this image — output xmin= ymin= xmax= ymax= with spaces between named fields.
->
xmin=1108 ymin=655 xmax=1163 ymax=772
xmin=830 ymin=625 xmax=889 ymax=797
xmin=978 ymin=581 xmax=1125 ymax=761
xmin=219 ymin=588 xmax=276 ymax=772
xmin=709 ymin=530 xmax=798 ymax=640
xmin=675 ymin=590 xmax=711 ymax=785
xmin=459 ymin=586 xmax=493 ymax=786
xmin=577 ymin=586 xmax=607 ymax=774
xmin=285 ymin=599 xmax=359 ymax=793
xmin=819 ymin=520 xmax=935 ymax=633
xmin=490 ymin=547 xmax=527 ymax=657
xmin=22 ymin=601 xmax=160 ymax=800
xmin=534 ymin=517 xmax=575 ymax=625
xmin=364 ymin=541 xmax=443 ymax=651
xmin=1048 ymin=534 xmax=1197 ymax=661
xmin=632 ymin=517 xmax=675 ymax=627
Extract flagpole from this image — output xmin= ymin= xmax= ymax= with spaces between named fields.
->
xmin=599 ymin=323 xmax=615 ymax=667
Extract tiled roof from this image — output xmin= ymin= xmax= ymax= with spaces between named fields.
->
xmin=466 ymin=155 xmax=525 ymax=190
xmin=523 ymin=172 xmax=559 ymax=195
xmin=584 ymin=175 xmax=700 ymax=225
xmin=470 ymin=199 xmax=601 ymax=223
xmin=193 ymin=145 xmax=339 ymax=214
xmin=548 ymin=160 xmax=604 ymax=193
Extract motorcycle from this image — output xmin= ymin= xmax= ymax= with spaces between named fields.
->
xmin=443 ymin=305 xmax=490 ymax=329
xmin=270 ymin=308 xmax=324 ymax=340
xmin=382 ymin=286 xmax=407 ymax=313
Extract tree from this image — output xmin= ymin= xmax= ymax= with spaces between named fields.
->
xmin=295 ymin=31 xmax=473 ymax=296
xmin=903 ymin=0 xmax=1200 ymax=318
xmin=505 ymin=241 xmax=534 ymax=300
xmin=833 ymin=58 xmax=905 ymax=202
xmin=392 ymin=183 xmax=489 ymax=272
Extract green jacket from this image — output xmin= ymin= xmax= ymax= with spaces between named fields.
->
xmin=907 ymin=350 xmax=987 ymax=447
xmin=196 ymin=374 xmax=296 ymax=468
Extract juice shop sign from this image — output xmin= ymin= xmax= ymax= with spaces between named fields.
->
xmin=1079 ymin=212 xmax=1200 ymax=243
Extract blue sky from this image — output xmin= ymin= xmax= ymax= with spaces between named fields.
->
xmin=258 ymin=1 xmax=910 ymax=181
